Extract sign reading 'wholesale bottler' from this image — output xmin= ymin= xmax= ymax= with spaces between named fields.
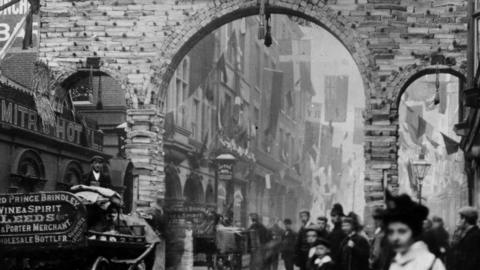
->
xmin=0 ymin=192 xmax=87 ymax=250
xmin=0 ymin=97 xmax=103 ymax=151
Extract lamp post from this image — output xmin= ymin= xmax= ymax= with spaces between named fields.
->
xmin=411 ymin=154 xmax=432 ymax=205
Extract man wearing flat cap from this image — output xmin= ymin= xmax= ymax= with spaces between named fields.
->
xmin=452 ymin=206 xmax=480 ymax=270
xmin=82 ymin=155 xmax=111 ymax=188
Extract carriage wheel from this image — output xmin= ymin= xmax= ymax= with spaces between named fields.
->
xmin=90 ymin=256 xmax=109 ymax=270
xmin=127 ymin=260 xmax=146 ymax=270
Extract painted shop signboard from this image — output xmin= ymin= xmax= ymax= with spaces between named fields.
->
xmin=0 ymin=95 xmax=103 ymax=151
xmin=0 ymin=192 xmax=87 ymax=251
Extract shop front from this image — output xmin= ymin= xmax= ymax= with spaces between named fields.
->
xmin=0 ymin=81 xmax=107 ymax=194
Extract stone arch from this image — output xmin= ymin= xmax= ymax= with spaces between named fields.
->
xmin=150 ymin=0 xmax=375 ymax=109
xmin=388 ymin=64 xmax=466 ymax=110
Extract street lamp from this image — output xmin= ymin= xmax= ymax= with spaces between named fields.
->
xmin=411 ymin=154 xmax=432 ymax=205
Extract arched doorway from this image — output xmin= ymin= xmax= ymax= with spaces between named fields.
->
xmin=184 ymin=175 xmax=205 ymax=204
xmin=398 ymin=70 xmax=468 ymax=231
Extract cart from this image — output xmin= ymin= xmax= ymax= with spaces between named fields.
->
xmin=0 ymin=187 xmax=162 ymax=270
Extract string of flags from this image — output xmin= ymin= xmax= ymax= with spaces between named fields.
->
xmin=403 ymin=105 xmax=459 ymax=155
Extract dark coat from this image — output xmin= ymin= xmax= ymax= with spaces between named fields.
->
xmin=307 ymin=255 xmax=335 ymax=270
xmin=453 ymin=225 xmax=480 ymax=270
xmin=338 ymin=233 xmax=370 ymax=270
xmin=249 ymin=222 xmax=272 ymax=245
xmin=281 ymin=228 xmax=297 ymax=258
xmin=421 ymin=229 xmax=441 ymax=257
xmin=295 ymin=222 xmax=315 ymax=269
xmin=81 ymin=171 xmax=112 ymax=188
xmin=327 ymin=225 xmax=347 ymax=264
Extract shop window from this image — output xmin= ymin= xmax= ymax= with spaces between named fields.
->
xmin=10 ymin=150 xmax=46 ymax=193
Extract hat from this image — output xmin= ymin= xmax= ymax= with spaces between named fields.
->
xmin=90 ymin=155 xmax=105 ymax=163
xmin=313 ymin=237 xmax=331 ymax=249
xmin=249 ymin=213 xmax=259 ymax=221
xmin=459 ymin=206 xmax=478 ymax=221
xmin=284 ymin=218 xmax=292 ymax=225
xmin=330 ymin=203 xmax=344 ymax=216
xmin=372 ymin=208 xmax=386 ymax=219
xmin=382 ymin=192 xmax=429 ymax=237
xmin=299 ymin=209 xmax=311 ymax=216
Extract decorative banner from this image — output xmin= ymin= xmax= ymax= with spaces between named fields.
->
xmin=0 ymin=192 xmax=87 ymax=251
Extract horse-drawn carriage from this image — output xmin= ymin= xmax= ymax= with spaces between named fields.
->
xmin=0 ymin=186 xmax=162 ymax=270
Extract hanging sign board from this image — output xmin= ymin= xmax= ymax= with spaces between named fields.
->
xmin=218 ymin=163 xmax=233 ymax=181
xmin=0 ymin=192 xmax=87 ymax=251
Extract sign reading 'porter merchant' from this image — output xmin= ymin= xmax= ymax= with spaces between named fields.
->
xmin=0 ymin=192 xmax=87 ymax=249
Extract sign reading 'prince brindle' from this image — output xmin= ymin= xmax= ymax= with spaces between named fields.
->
xmin=0 ymin=192 xmax=87 ymax=251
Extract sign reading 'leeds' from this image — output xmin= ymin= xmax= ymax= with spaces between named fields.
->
xmin=0 ymin=97 xmax=103 ymax=151
xmin=0 ymin=192 xmax=87 ymax=249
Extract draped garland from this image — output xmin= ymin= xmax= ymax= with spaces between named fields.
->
xmin=31 ymin=61 xmax=62 ymax=127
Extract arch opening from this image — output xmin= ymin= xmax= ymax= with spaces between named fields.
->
xmin=398 ymin=71 xmax=468 ymax=231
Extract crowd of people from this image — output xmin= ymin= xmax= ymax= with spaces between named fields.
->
xmin=247 ymin=192 xmax=480 ymax=270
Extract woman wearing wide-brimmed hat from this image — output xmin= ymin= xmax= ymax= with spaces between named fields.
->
xmin=382 ymin=193 xmax=445 ymax=270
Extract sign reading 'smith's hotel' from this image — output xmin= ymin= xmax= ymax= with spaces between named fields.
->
xmin=0 ymin=97 xmax=103 ymax=151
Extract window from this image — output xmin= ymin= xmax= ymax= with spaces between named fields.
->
xmin=11 ymin=150 xmax=45 ymax=193
xmin=170 ymin=57 xmax=190 ymax=128
xmin=63 ymin=161 xmax=83 ymax=187
xmin=192 ymin=99 xmax=201 ymax=140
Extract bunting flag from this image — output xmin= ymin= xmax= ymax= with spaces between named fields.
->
xmin=264 ymin=68 xmax=284 ymax=139
xmin=407 ymin=161 xmax=418 ymax=193
xmin=417 ymin=116 xmax=427 ymax=138
xmin=217 ymin=54 xmax=228 ymax=83
xmin=425 ymin=120 xmax=439 ymax=148
xmin=299 ymin=62 xmax=315 ymax=95
xmin=324 ymin=75 xmax=348 ymax=122
xmin=279 ymin=61 xmax=294 ymax=104
xmin=441 ymin=133 xmax=459 ymax=155
xmin=303 ymin=121 xmax=321 ymax=161
xmin=319 ymin=123 xmax=334 ymax=167
xmin=188 ymin=33 xmax=215 ymax=96
xmin=164 ymin=111 xmax=175 ymax=137
xmin=353 ymin=108 xmax=364 ymax=145
xmin=439 ymin=82 xmax=447 ymax=114
xmin=405 ymin=105 xmax=423 ymax=145
xmin=286 ymin=90 xmax=294 ymax=109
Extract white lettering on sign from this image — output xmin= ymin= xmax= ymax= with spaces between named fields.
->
xmin=0 ymin=23 xmax=10 ymax=42
xmin=0 ymin=0 xmax=30 ymax=16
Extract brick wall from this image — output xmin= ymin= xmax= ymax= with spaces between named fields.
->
xmin=39 ymin=0 xmax=468 ymax=209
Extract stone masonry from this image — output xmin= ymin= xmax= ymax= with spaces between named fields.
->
xmin=38 ymin=0 xmax=469 ymax=211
